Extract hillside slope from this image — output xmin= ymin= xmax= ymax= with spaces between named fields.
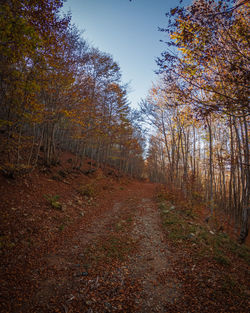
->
xmin=0 ymin=156 xmax=249 ymax=312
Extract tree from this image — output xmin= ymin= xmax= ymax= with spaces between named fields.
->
xmin=150 ymin=0 xmax=249 ymax=241
xmin=0 ymin=0 xmax=146 ymax=179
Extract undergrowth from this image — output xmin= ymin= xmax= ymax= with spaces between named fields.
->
xmin=77 ymin=183 xmax=97 ymax=198
xmin=156 ymin=187 xmax=250 ymax=308
xmin=158 ymin=198 xmax=249 ymax=264
xmin=44 ymin=194 xmax=62 ymax=210
xmin=156 ymin=187 xmax=249 ymax=264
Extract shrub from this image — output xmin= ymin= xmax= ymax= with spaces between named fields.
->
xmin=78 ymin=183 xmax=96 ymax=198
xmin=44 ymin=194 xmax=62 ymax=210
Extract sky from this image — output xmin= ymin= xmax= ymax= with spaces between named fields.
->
xmin=62 ymin=0 xmax=191 ymax=109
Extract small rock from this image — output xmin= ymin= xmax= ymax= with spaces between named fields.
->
xmin=85 ymin=300 xmax=92 ymax=305
xmin=104 ymin=302 xmax=112 ymax=309
xmin=82 ymin=271 xmax=88 ymax=276
xmin=75 ymin=271 xmax=88 ymax=277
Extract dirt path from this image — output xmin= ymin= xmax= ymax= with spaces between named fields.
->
xmin=3 ymin=182 xmax=180 ymax=313
xmin=129 ymin=197 xmax=180 ymax=312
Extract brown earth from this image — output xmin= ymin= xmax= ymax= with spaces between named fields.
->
xmin=0 ymin=155 xmax=249 ymax=312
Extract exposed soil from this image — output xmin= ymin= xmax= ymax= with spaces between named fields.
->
xmin=129 ymin=198 xmax=180 ymax=312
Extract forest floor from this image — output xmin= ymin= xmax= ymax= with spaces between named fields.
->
xmin=0 ymin=154 xmax=249 ymax=312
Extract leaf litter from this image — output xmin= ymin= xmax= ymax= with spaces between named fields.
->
xmin=0 ymin=162 xmax=249 ymax=312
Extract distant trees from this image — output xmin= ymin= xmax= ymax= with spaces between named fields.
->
xmin=0 ymin=0 xmax=145 ymax=178
xmin=144 ymin=0 xmax=249 ymax=242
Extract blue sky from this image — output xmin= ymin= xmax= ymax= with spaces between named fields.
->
xmin=62 ymin=0 xmax=190 ymax=109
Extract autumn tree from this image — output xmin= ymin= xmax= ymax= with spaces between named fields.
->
xmin=147 ymin=0 xmax=249 ymax=241
xmin=0 ymin=0 xmax=145 ymax=179
xmin=0 ymin=0 xmax=71 ymax=168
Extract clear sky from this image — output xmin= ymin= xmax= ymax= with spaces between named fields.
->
xmin=62 ymin=0 xmax=190 ymax=109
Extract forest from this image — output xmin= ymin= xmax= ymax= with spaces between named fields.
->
xmin=0 ymin=0 xmax=145 ymax=177
xmin=0 ymin=0 xmax=249 ymax=312
xmin=143 ymin=0 xmax=249 ymax=243
xmin=1 ymin=1 xmax=248 ymax=233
